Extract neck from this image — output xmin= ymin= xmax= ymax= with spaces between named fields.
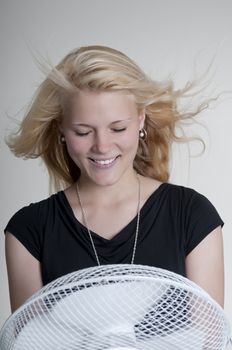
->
xmin=75 ymin=172 xmax=141 ymax=265
xmin=76 ymin=172 xmax=140 ymax=205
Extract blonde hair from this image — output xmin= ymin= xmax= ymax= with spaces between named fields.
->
xmin=7 ymin=45 xmax=205 ymax=191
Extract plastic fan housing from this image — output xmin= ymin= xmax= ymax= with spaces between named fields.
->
xmin=0 ymin=264 xmax=231 ymax=349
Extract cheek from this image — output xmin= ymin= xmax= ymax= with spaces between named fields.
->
xmin=65 ymin=136 xmax=88 ymax=157
xmin=120 ymin=130 xmax=139 ymax=150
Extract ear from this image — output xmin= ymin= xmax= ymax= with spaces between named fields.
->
xmin=138 ymin=111 xmax=146 ymax=130
xmin=58 ymin=120 xmax=64 ymax=134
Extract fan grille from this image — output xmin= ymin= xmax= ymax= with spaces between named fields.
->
xmin=0 ymin=264 xmax=231 ymax=349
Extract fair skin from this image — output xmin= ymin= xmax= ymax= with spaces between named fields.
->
xmin=5 ymin=90 xmax=224 ymax=312
xmin=5 ymin=234 xmax=43 ymax=312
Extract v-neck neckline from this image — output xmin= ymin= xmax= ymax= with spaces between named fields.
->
xmin=60 ymin=182 xmax=168 ymax=242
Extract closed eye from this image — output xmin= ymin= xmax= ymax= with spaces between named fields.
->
xmin=74 ymin=131 xmax=91 ymax=136
xmin=112 ymin=128 xmax=127 ymax=132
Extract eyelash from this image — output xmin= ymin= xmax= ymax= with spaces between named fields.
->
xmin=74 ymin=128 xmax=126 ymax=136
xmin=75 ymin=131 xmax=90 ymax=136
xmin=112 ymin=128 xmax=127 ymax=132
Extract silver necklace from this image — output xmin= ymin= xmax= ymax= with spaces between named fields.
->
xmin=76 ymin=176 xmax=141 ymax=266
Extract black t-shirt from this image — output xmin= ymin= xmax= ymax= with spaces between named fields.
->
xmin=4 ymin=183 xmax=223 ymax=285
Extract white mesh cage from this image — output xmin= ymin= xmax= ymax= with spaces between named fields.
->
xmin=0 ymin=264 xmax=231 ymax=349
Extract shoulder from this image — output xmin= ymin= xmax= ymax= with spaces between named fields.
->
xmin=154 ymin=182 xmax=223 ymax=226
xmin=158 ymin=183 xmax=223 ymax=256
xmin=141 ymin=175 xmax=198 ymax=199
xmin=24 ymin=191 xmax=64 ymax=211
xmin=140 ymin=176 xmax=210 ymax=209
xmin=166 ymin=183 xmax=222 ymax=217
xmin=162 ymin=182 xmax=197 ymax=197
xmin=160 ymin=182 xmax=210 ymax=205
xmin=5 ymin=191 xmax=65 ymax=229
xmin=4 ymin=191 xmax=67 ymax=260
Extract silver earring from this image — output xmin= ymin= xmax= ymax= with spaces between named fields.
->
xmin=139 ymin=128 xmax=147 ymax=140
xmin=59 ymin=135 xmax=66 ymax=144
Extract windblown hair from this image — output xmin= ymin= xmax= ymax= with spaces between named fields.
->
xmin=7 ymin=45 xmax=205 ymax=191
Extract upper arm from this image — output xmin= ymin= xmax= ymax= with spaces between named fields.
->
xmin=5 ymin=232 xmax=43 ymax=313
xmin=185 ymin=226 xmax=224 ymax=307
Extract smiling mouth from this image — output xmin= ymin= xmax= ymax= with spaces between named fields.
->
xmin=89 ymin=156 xmax=119 ymax=165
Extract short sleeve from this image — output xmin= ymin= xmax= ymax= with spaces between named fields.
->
xmin=4 ymin=204 xmax=43 ymax=261
xmin=184 ymin=191 xmax=224 ymax=255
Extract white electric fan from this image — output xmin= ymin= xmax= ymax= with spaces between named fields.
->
xmin=0 ymin=264 xmax=231 ymax=349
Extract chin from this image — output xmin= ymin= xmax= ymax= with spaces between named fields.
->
xmin=80 ymin=167 xmax=123 ymax=187
xmin=90 ymin=176 xmax=119 ymax=187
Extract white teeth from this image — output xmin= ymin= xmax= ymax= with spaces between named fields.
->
xmin=93 ymin=157 xmax=116 ymax=165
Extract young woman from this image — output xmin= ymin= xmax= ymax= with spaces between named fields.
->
xmin=5 ymin=45 xmax=224 ymax=312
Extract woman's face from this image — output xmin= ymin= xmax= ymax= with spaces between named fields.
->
xmin=60 ymin=90 xmax=145 ymax=187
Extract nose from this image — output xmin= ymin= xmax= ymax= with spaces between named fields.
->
xmin=91 ymin=130 xmax=112 ymax=154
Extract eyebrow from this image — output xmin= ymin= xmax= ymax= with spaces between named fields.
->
xmin=72 ymin=118 xmax=133 ymax=127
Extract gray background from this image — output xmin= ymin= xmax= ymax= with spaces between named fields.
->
xmin=1 ymin=0 xmax=232 ymax=328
